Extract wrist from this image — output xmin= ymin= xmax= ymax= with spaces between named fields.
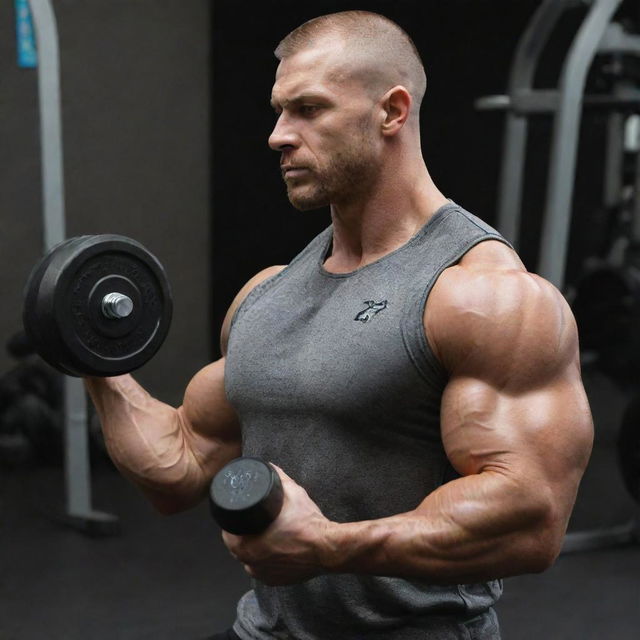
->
xmin=314 ymin=518 xmax=394 ymax=575
xmin=315 ymin=519 xmax=344 ymax=573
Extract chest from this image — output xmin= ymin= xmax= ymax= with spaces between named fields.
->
xmin=225 ymin=266 xmax=430 ymax=422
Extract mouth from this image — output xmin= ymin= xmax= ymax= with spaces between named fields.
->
xmin=281 ymin=166 xmax=310 ymax=179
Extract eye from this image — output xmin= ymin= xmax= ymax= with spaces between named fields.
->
xmin=299 ymin=105 xmax=320 ymax=117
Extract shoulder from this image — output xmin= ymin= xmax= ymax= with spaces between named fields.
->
xmin=424 ymin=241 xmax=578 ymax=385
xmin=220 ymin=265 xmax=287 ymax=355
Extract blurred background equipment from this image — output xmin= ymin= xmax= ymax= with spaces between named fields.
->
xmin=0 ymin=330 xmax=109 ymax=467
xmin=3 ymin=0 xmax=211 ymax=537
xmin=0 ymin=332 xmax=63 ymax=466
xmin=476 ymin=0 xmax=640 ymax=553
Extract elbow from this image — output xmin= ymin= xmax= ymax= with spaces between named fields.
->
xmin=528 ymin=542 xmax=558 ymax=574
xmin=507 ymin=486 xmax=564 ymax=575
xmin=145 ymin=486 xmax=204 ymax=516
xmin=151 ymin=499 xmax=186 ymax=516
xmin=510 ymin=529 xmax=558 ymax=577
xmin=539 ymin=529 xmax=565 ymax=572
xmin=525 ymin=509 xmax=565 ymax=574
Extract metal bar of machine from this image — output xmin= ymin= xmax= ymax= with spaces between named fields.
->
xmin=28 ymin=0 xmax=118 ymax=534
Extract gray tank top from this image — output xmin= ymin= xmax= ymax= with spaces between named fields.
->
xmin=225 ymin=202 xmax=510 ymax=640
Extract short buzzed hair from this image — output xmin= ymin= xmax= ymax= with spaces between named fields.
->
xmin=274 ymin=11 xmax=427 ymax=115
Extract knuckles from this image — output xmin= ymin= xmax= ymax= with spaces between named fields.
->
xmin=223 ymin=535 xmax=260 ymax=565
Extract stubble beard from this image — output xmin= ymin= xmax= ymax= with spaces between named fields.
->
xmin=285 ymin=130 xmax=380 ymax=212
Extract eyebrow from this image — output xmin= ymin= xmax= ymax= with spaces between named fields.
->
xmin=270 ymin=93 xmax=330 ymax=110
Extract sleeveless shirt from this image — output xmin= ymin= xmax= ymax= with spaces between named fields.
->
xmin=224 ymin=202 xmax=511 ymax=639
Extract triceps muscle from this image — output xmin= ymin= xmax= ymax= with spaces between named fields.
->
xmin=439 ymin=371 xmax=593 ymax=549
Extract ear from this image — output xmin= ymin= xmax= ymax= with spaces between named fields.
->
xmin=379 ymin=86 xmax=412 ymax=137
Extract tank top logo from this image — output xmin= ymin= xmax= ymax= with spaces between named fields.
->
xmin=354 ymin=300 xmax=388 ymax=323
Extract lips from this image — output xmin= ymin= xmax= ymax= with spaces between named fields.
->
xmin=281 ymin=165 xmax=310 ymax=179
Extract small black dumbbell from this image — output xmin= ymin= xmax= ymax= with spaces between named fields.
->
xmin=209 ymin=457 xmax=284 ymax=535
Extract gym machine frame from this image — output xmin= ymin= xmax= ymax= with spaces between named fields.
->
xmin=28 ymin=0 xmax=118 ymax=535
xmin=476 ymin=0 xmax=640 ymax=552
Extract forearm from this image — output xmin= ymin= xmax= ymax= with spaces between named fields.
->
xmin=85 ymin=375 xmax=234 ymax=513
xmin=319 ymin=471 xmax=559 ymax=584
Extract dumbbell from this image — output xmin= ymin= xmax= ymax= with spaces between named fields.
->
xmin=23 ymin=235 xmax=173 ymax=377
xmin=23 ymin=235 xmax=282 ymax=534
xmin=209 ymin=456 xmax=285 ymax=535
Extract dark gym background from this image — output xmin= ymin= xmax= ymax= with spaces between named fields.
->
xmin=1 ymin=1 xmax=639 ymax=638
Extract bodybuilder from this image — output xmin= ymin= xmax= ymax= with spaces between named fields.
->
xmin=87 ymin=11 xmax=594 ymax=640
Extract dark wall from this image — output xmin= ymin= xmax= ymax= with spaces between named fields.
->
xmin=212 ymin=0 xmax=639 ymax=358
xmin=1 ymin=0 xmax=211 ymax=404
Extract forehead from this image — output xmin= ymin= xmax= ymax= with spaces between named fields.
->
xmin=271 ymin=40 xmax=360 ymax=103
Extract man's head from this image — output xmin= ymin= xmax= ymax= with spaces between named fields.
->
xmin=269 ymin=11 xmax=426 ymax=211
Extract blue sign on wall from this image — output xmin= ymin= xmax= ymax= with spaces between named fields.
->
xmin=15 ymin=0 xmax=38 ymax=68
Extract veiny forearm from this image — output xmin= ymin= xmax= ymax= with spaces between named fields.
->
xmin=85 ymin=375 xmax=220 ymax=512
xmin=319 ymin=470 xmax=559 ymax=584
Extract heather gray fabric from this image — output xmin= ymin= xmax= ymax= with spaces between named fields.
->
xmin=224 ymin=202 xmax=512 ymax=639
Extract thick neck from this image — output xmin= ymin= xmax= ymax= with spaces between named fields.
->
xmin=324 ymin=142 xmax=448 ymax=274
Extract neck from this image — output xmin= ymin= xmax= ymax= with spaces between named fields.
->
xmin=324 ymin=151 xmax=449 ymax=274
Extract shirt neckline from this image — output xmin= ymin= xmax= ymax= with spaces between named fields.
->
xmin=318 ymin=200 xmax=459 ymax=279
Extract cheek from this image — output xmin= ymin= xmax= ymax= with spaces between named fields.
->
xmin=304 ymin=136 xmax=335 ymax=170
xmin=305 ymin=117 xmax=374 ymax=168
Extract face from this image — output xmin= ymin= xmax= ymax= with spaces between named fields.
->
xmin=269 ymin=41 xmax=383 ymax=211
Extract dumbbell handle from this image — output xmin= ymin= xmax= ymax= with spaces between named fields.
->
xmin=209 ymin=457 xmax=284 ymax=535
xmin=101 ymin=292 xmax=134 ymax=319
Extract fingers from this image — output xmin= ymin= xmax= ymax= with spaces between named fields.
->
xmin=223 ymin=529 xmax=259 ymax=566
xmin=268 ymin=461 xmax=288 ymax=480
xmin=269 ymin=462 xmax=302 ymax=494
xmin=222 ymin=530 xmax=242 ymax=563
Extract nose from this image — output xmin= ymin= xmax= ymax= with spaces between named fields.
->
xmin=268 ymin=113 xmax=299 ymax=152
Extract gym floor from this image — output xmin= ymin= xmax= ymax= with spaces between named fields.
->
xmin=1 ymin=365 xmax=639 ymax=640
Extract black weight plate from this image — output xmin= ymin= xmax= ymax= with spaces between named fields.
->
xmin=35 ymin=237 xmax=97 ymax=377
xmin=51 ymin=235 xmax=172 ymax=376
xmin=23 ymin=243 xmax=61 ymax=362
xmin=26 ymin=235 xmax=172 ymax=377
xmin=37 ymin=236 xmax=99 ymax=376
xmin=23 ymin=237 xmax=91 ymax=376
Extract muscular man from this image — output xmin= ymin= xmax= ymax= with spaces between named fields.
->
xmin=87 ymin=11 xmax=594 ymax=640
